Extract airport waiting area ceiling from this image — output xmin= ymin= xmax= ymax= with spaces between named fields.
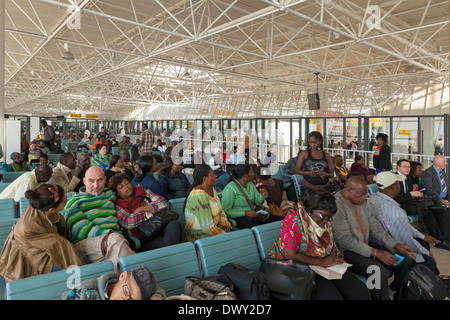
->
xmin=3 ymin=0 xmax=449 ymax=120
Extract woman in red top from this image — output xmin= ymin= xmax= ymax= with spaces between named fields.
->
xmin=108 ymin=174 xmax=181 ymax=252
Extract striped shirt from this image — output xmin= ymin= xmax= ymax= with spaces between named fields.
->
xmin=221 ymin=180 xmax=265 ymax=219
xmin=368 ymin=192 xmax=428 ymax=263
xmin=64 ymin=189 xmax=121 ymax=244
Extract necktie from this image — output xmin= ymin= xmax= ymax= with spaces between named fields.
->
xmin=439 ymin=171 xmax=447 ymax=195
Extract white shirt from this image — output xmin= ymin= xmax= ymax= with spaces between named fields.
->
xmin=0 ymin=170 xmax=40 ymax=202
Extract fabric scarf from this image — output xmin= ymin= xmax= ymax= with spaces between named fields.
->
xmin=296 ymin=203 xmax=333 ymax=258
xmin=57 ymin=162 xmax=73 ymax=181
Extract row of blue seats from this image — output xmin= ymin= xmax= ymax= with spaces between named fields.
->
xmin=3 ymin=221 xmax=283 ymax=300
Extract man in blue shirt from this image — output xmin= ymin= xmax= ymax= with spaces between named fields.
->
xmin=369 ymin=172 xmax=440 ymax=275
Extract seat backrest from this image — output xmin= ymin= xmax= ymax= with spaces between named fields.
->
xmin=251 ymin=220 xmax=282 ymax=260
xmin=6 ymin=260 xmax=115 ymax=300
xmin=47 ymin=154 xmax=62 ymax=164
xmin=19 ymin=197 xmax=29 ymax=217
xmin=112 ymin=147 xmax=119 ymax=155
xmin=2 ymin=172 xmax=26 ymax=183
xmin=194 ymin=229 xmax=261 ymax=277
xmin=0 ymin=183 xmax=11 ymax=194
xmin=0 ymin=218 xmax=18 ymax=249
xmin=118 ymin=242 xmax=200 ymax=296
xmin=168 ymin=198 xmax=187 ymax=238
xmin=0 ymin=199 xmax=16 ymax=221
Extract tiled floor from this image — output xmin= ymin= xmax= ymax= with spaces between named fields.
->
xmin=412 ymin=221 xmax=450 ymax=276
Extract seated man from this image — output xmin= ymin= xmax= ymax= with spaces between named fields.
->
xmin=0 ymin=164 xmax=53 ymax=214
xmin=74 ymin=153 xmax=91 ymax=192
xmin=64 ymin=166 xmax=135 ymax=271
xmin=368 ymin=172 xmax=440 ymax=275
xmin=334 ymin=154 xmax=349 ymax=183
xmin=421 ymin=155 xmax=450 ymax=250
xmin=61 ymin=265 xmax=165 ymax=300
xmin=394 ymin=159 xmax=425 ymax=216
xmin=331 ymin=176 xmax=414 ymax=300
xmin=7 ymin=152 xmax=29 ymax=172
xmin=48 ymin=152 xmax=82 ymax=193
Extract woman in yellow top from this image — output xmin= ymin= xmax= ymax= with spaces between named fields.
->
xmin=184 ymin=164 xmax=232 ymax=242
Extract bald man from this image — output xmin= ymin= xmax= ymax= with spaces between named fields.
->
xmin=421 ymin=155 xmax=449 ymax=207
xmin=64 ymin=166 xmax=135 ymax=271
xmin=331 ymin=176 xmax=414 ymax=300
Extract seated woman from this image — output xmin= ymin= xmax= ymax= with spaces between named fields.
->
xmin=183 ymin=164 xmax=232 ymax=242
xmin=268 ymin=189 xmax=371 ymax=300
xmin=0 ymin=184 xmax=86 ymax=283
xmin=221 ymin=163 xmax=283 ymax=229
xmin=105 ymin=155 xmax=134 ymax=185
xmin=108 ymin=174 xmax=181 ymax=252
xmin=295 ymin=131 xmax=334 ymax=196
xmin=159 ymin=158 xmax=191 ymax=200
xmin=256 ymin=168 xmax=283 ymax=212
xmin=23 ymin=139 xmax=42 ymax=164
xmin=91 ymin=143 xmax=110 ymax=169
xmin=131 ymin=155 xmax=164 ymax=197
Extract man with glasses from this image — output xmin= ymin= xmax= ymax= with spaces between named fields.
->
xmin=61 ymin=265 xmax=166 ymax=300
xmin=394 ymin=159 xmax=424 ymax=217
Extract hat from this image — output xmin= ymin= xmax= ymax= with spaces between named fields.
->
xmin=130 ymin=265 xmax=156 ymax=300
xmin=10 ymin=152 xmax=22 ymax=160
xmin=374 ymin=172 xmax=405 ymax=190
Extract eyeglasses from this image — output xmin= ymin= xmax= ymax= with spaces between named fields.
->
xmin=317 ymin=211 xmax=333 ymax=223
xmin=122 ymin=273 xmax=134 ymax=300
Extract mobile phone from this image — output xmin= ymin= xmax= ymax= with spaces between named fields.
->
xmin=419 ymin=188 xmax=426 ymax=192
xmin=257 ymin=210 xmax=268 ymax=216
xmin=394 ymin=254 xmax=405 ymax=266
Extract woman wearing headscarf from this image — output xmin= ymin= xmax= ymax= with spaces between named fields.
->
xmin=268 ymin=189 xmax=371 ymax=300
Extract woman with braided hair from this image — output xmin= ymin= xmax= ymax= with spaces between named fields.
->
xmin=0 ymin=184 xmax=86 ymax=283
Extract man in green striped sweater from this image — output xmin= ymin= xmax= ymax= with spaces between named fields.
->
xmin=64 ymin=166 xmax=135 ymax=271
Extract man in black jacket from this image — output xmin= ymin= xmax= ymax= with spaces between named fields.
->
xmin=394 ymin=159 xmax=424 ymax=216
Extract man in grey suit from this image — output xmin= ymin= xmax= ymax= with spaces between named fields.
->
xmin=421 ymin=155 xmax=450 ymax=250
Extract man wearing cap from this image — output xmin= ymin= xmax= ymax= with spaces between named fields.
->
xmin=331 ymin=176 xmax=414 ymax=300
xmin=0 ymin=164 xmax=53 ymax=215
xmin=368 ymin=172 xmax=440 ymax=275
xmin=7 ymin=152 xmax=29 ymax=172
xmin=61 ymin=265 xmax=166 ymax=300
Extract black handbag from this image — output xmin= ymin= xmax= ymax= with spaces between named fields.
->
xmin=258 ymin=258 xmax=316 ymax=300
xmin=399 ymin=264 xmax=450 ymax=300
xmin=218 ymin=263 xmax=270 ymax=300
xmin=184 ymin=275 xmax=238 ymax=300
xmin=132 ymin=195 xmax=179 ymax=240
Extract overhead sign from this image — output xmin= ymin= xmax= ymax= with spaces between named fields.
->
xmin=70 ymin=113 xmax=82 ymax=118
xmin=398 ymin=130 xmax=410 ymax=135
xmin=86 ymin=114 xmax=98 ymax=119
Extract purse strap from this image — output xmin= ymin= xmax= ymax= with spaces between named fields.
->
xmin=129 ymin=195 xmax=152 ymax=213
xmin=233 ymin=180 xmax=255 ymax=211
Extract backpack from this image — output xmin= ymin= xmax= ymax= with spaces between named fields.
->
xmin=399 ymin=264 xmax=450 ymax=300
xmin=218 ymin=263 xmax=270 ymax=300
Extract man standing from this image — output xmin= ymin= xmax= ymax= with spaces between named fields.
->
xmin=136 ymin=123 xmax=154 ymax=156
xmin=64 ymin=166 xmax=135 ymax=271
xmin=331 ymin=176 xmax=414 ymax=300
xmin=40 ymin=120 xmax=56 ymax=151
xmin=368 ymin=172 xmax=440 ymax=275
